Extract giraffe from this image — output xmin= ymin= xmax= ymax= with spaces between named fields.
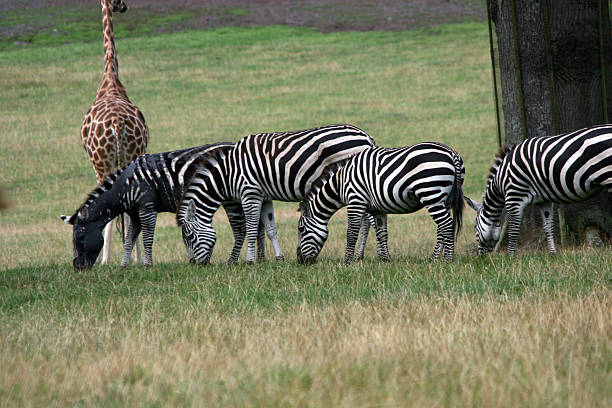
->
xmin=81 ymin=0 xmax=149 ymax=264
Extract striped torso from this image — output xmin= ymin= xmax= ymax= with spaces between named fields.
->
xmin=226 ymin=124 xmax=377 ymax=201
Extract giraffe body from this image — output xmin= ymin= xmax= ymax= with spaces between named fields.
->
xmin=81 ymin=0 xmax=149 ymax=264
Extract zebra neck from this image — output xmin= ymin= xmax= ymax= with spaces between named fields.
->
xmin=86 ymin=188 xmax=126 ymax=226
xmin=311 ymin=172 xmax=344 ymax=222
xmin=218 ymin=160 xmax=236 ymax=201
xmin=481 ymin=182 xmax=504 ymax=223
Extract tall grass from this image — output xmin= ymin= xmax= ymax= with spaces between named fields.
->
xmin=0 ymin=21 xmax=610 ymax=407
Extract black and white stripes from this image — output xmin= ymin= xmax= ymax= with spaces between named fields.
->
xmin=177 ymin=124 xmax=379 ymax=264
xmin=466 ymin=124 xmax=612 ymax=255
xmin=296 ymin=143 xmax=465 ymax=263
xmin=61 ymin=143 xmax=280 ymax=269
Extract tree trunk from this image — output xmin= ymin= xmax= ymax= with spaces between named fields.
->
xmin=491 ymin=0 xmax=612 ymax=247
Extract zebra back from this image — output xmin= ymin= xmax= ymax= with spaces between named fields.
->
xmin=67 ymin=142 xmax=235 ymax=223
xmin=230 ymin=124 xmax=377 ymax=201
xmin=488 ymin=124 xmax=612 ymax=207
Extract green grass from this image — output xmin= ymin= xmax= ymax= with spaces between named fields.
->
xmin=0 ymin=6 xmax=200 ymax=50
xmin=0 ymin=18 xmax=610 ymax=407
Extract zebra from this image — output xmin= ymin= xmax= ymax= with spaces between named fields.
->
xmin=176 ymin=124 xmax=385 ymax=264
xmin=465 ymin=124 xmax=612 ymax=256
xmin=296 ymin=143 xmax=465 ymax=264
xmin=60 ymin=142 xmax=282 ymax=269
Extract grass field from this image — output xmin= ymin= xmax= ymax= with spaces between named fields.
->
xmin=0 ymin=11 xmax=611 ymax=407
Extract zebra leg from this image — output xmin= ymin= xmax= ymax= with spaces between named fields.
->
xmin=505 ymin=204 xmax=524 ymax=256
xmin=100 ymin=222 xmax=113 ymax=264
xmin=224 ymin=202 xmax=247 ymax=265
xmin=125 ymin=216 xmax=143 ymax=265
xmin=257 ymin=218 xmax=266 ymax=262
xmin=425 ymin=203 xmax=454 ymax=261
xmin=261 ymin=200 xmax=285 ymax=261
xmin=345 ymin=205 xmax=366 ymax=263
xmin=120 ymin=215 xmax=142 ymax=267
xmin=242 ymin=194 xmax=264 ymax=264
xmin=138 ymin=208 xmax=157 ymax=266
xmin=536 ymin=203 xmax=557 ymax=254
xmin=373 ymin=214 xmax=391 ymax=262
xmin=355 ymin=215 xmax=371 ymax=260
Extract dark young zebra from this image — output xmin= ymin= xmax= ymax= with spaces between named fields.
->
xmin=296 ymin=143 xmax=465 ymax=263
xmin=177 ymin=124 xmax=383 ymax=264
xmin=60 ymin=143 xmax=281 ymax=269
xmin=466 ymin=124 xmax=612 ymax=256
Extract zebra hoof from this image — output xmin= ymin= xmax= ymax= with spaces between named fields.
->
xmin=276 ymin=255 xmax=285 ymax=261
xmin=246 ymin=260 xmax=255 ymax=265
xmin=379 ymin=256 xmax=391 ymax=263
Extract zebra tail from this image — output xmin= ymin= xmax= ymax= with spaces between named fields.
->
xmin=450 ymin=155 xmax=465 ymax=238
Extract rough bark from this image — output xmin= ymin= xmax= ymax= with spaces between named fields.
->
xmin=491 ymin=0 xmax=612 ymax=247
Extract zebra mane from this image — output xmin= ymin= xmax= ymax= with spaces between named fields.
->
xmin=68 ymin=168 xmax=124 ymax=220
xmin=304 ymin=157 xmax=351 ymax=202
xmin=191 ymin=144 xmax=232 ymax=176
xmin=487 ymin=145 xmax=510 ymax=185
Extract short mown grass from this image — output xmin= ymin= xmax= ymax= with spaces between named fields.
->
xmin=0 ymin=17 xmax=610 ymax=407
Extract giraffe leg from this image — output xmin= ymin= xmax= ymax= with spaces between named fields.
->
xmin=100 ymin=222 xmax=113 ymax=264
xmin=134 ymin=228 xmax=143 ymax=264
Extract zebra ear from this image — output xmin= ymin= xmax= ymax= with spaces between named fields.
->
xmin=464 ymin=196 xmax=482 ymax=212
xmin=60 ymin=214 xmax=74 ymax=225
xmin=185 ymin=200 xmax=197 ymax=222
xmin=298 ymin=201 xmax=310 ymax=216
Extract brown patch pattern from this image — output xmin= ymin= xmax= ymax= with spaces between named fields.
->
xmin=81 ymin=0 xmax=148 ymax=184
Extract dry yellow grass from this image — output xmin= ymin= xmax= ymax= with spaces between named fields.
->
xmin=2 ymin=292 xmax=610 ymax=406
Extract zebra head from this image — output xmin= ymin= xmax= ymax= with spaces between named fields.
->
xmin=296 ymin=201 xmax=328 ymax=264
xmin=465 ymin=196 xmax=503 ymax=255
xmin=176 ymin=199 xmax=216 ymax=265
xmin=60 ymin=206 xmax=104 ymax=270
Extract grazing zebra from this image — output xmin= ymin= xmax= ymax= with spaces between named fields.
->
xmin=466 ymin=124 xmax=612 ymax=256
xmin=60 ymin=143 xmax=282 ymax=269
xmin=296 ymin=143 xmax=465 ymax=263
xmin=177 ymin=124 xmax=383 ymax=264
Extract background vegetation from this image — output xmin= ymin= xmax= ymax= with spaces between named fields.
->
xmin=0 ymin=3 xmax=610 ymax=406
